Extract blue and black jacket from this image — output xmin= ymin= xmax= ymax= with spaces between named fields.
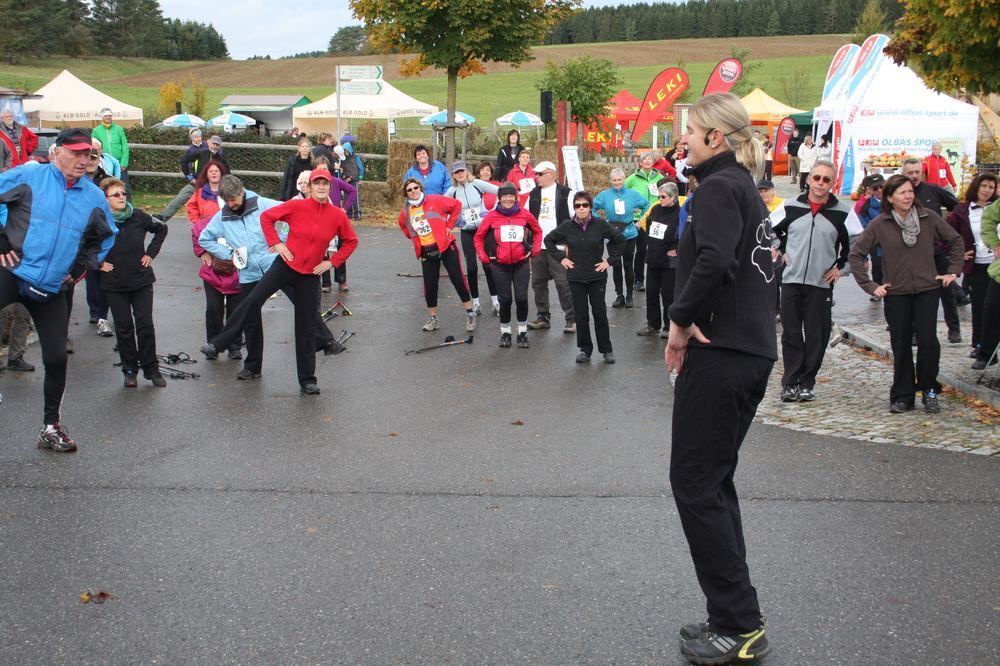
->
xmin=0 ymin=163 xmax=117 ymax=294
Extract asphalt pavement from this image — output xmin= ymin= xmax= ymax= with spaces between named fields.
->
xmin=1 ymin=214 xmax=997 ymax=664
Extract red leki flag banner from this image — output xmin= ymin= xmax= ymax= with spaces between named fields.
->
xmin=632 ymin=68 xmax=689 ymax=141
xmin=774 ymin=116 xmax=796 ymax=155
xmin=702 ymin=58 xmax=743 ymax=96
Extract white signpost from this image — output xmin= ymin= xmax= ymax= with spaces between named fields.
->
xmin=336 ymin=65 xmax=385 ymax=137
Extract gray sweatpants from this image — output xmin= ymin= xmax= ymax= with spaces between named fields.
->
xmin=530 ymin=253 xmax=575 ymax=323
xmin=0 ymin=302 xmax=31 ymax=360
xmin=159 ymin=182 xmax=195 ymax=221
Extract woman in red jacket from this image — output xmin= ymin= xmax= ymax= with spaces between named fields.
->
xmin=185 ymin=159 xmax=229 ymax=224
xmin=475 ymin=182 xmax=543 ymax=348
xmin=397 ymin=178 xmax=475 ymax=333
xmin=201 ymin=168 xmax=358 ymax=395
xmin=506 ymin=147 xmax=537 ymax=208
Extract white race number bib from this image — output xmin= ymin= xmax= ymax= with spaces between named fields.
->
xmin=614 ymin=199 xmax=626 ymax=216
xmin=464 ymin=208 xmax=481 ymax=226
xmin=648 ymin=183 xmax=659 ymax=197
xmin=411 ymin=213 xmax=432 ymax=237
xmin=519 ymin=178 xmax=535 ymax=194
xmin=500 ymin=225 xmax=525 ymax=243
xmin=648 ymin=222 xmax=668 ymax=240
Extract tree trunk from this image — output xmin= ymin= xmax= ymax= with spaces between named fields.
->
xmin=446 ymin=65 xmax=458 ymax=166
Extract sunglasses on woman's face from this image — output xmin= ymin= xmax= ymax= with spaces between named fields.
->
xmin=574 ymin=202 xmax=591 ymax=209
xmin=405 ymin=186 xmax=421 ymax=193
xmin=106 ymin=191 xmax=126 ymax=198
xmin=658 ymin=194 xmax=671 ymax=199
xmin=811 ymin=174 xmax=833 ymax=184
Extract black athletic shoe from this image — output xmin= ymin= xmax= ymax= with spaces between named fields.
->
xmin=124 ymin=372 xmax=138 ymax=388
xmin=576 ymin=351 xmax=591 ymax=363
xmin=947 ymin=330 xmax=962 ymax=344
xmin=236 ymin=369 xmax=262 ymax=380
xmin=780 ymin=385 xmax=799 ymax=402
xmin=228 ymin=348 xmax=243 ymax=360
xmin=323 ymin=339 xmax=346 ymax=355
xmin=970 ymin=345 xmax=980 ymax=359
xmin=499 ymin=332 xmax=512 ymax=348
xmin=38 ymin=423 xmax=78 ymax=453
xmin=889 ymin=400 xmax=914 ymax=414
xmin=201 ymin=343 xmax=219 ymax=360
xmin=300 ymin=383 xmax=321 ymax=395
xmin=612 ymin=295 xmax=626 ymax=308
xmin=679 ymin=621 xmax=710 ymax=641
xmin=516 ymin=332 xmax=529 ymax=348
xmin=680 ymin=625 xmax=770 ymax=664
xmin=922 ymin=390 xmax=940 ymax=414
xmin=798 ymin=387 xmax=815 ymax=402
xmin=624 ymin=296 xmax=634 ymax=308
xmin=6 ymin=357 xmax=34 ymax=371
xmin=972 ymin=356 xmax=998 ymax=370
xmin=634 ymin=281 xmax=645 ymax=292
xmin=527 ymin=315 xmax=550 ymax=330
xmin=603 ymin=352 xmax=616 ymax=364
xmin=147 ymin=371 xmax=167 ymax=388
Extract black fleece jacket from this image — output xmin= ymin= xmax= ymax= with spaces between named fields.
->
xmin=668 ymin=152 xmax=777 ymax=361
xmin=544 ymin=216 xmax=626 ymax=283
xmin=97 ymin=209 xmax=168 ymax=292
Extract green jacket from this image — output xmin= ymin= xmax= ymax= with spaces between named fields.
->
xmin=624 ymin=168 xmax=662 ymax=221
xmin=92 ymin=122 xmax=129 ymax=169
xmin=981 ymin=199 xmax=1000 ymax=283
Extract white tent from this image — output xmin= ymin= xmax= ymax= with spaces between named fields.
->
xmin=812 ymin=40 xmax=978 ymax=195
xmin=23 ymin=70 xmax=143 ymax=128
xmin=293 ymin=81 xmax=437 ymax=135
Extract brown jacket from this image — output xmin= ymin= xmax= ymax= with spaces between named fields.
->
xmin=849 ymin=207 xmax=963 ymax=296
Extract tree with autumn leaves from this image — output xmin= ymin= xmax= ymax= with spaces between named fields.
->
xmin=885 ymin=0 xmax=1000 ymax=95
xmin=350 ymin=0 xmax=579 ymax=164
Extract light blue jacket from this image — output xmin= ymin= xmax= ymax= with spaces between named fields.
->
xmin=445 ymin=179 xmax=498 ymax=229
xmin=593 ymin=186 xmax=649 ymax=239
xmin=198 ymin=191 xmax=284 ymax=284
xmin=403 ymin=160 xmax=450 ymax=195
xmin=101 ymin=153 xmax=122 ymax=179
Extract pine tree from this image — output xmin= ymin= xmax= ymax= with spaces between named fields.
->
xmin=851 ymin=0 xmax=887 ymax=44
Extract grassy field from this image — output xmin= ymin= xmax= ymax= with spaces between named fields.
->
xmin=0 ymin=36 xmax=840 ymax=136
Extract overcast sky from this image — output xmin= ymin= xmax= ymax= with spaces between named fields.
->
xmin=158 ymin=1 xmax=661 ymax=60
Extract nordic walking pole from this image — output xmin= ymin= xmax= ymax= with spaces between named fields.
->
xmin=404 ymin=335 xmax=474 ymax=355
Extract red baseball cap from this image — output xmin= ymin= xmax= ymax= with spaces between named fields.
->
xmin=309 ymin=168 xmax=333 ymax=183
xmin=55 ymin=128 xmax=94 ymax=151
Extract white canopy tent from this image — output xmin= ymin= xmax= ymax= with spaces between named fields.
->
xmin=293 ymin=81 xmax=437 ymax=135
xmin=24 ymin=70 xmax=143 ymax=128
xmin=813 ymin=50 xmax=978 ymax=195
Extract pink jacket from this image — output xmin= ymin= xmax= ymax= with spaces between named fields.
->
xmin=192 ymin=217 xmax=240 ymax=294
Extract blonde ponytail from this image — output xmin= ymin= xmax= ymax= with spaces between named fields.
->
xmin=689 ymin=93 xmax=764 ymax=180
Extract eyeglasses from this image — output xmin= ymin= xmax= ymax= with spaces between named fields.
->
xmin=106 ymin=192 xmax=126 ymax=198
xmin=89 ymin=155 xmax=99 ymax=162
xmin=574 ymin=202 xmax=591 ymax=209
xmin=657 ymin=194 xmax=672 ymax=199
xmin=811 ymin=175 xmax=833 ymax=184
xmin=405 ymin=186 xmax=421 ymax=193
xmin=871 ymin=185 xmax=883 ymax=191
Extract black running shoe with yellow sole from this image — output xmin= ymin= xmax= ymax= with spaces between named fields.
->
xmin=680 ymin=625 xmax=770 ymax=664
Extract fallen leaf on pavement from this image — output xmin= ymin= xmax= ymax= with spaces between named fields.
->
xmin=511 ymin=419 xmax=524 ymax=426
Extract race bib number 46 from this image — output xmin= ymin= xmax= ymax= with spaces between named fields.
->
xmin=648 ymin=221 xmax=668 ymax=240
xmin=500 ymin=225 xmax=525 ymax=242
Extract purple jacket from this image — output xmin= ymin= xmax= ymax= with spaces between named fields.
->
xmin=330 ymin=177 xmax=358 ymax=212
xmin=946 ymin=201 xmax=984 ymax=276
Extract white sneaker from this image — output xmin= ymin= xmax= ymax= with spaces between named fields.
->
xmin=422 ymin=316 xmax=439 ymax=331
xmin=466 ymin=315 xmax=477 ymax=332
xmin=96 ymin=319 xmax=113 ymax=337
xmin=473 ymin=303 xmax=482 ymax=317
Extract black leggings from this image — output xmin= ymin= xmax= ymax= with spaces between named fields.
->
xmin=0 ymin=269 xmax=69 ymax=424
xmin=421 ymin=243 xmax=470 ymax=308
xmin=204 ymin=281 xmax=242 ymax=352
xmin=645 ymin=265 xmax=675 ymax=330
xmin=609 ymin=237 xmax=636 ymax=297
xmin=209 ymin=258 xmax=329 ymax=386
xmin=492 ymin=260 xmax=530 ymax=325
xmin=460 ymin=229 xmax=496 ymax=299
xmin=105 ymin=285 xmax=158 ymax=376
xmin=633 ymin=227 xmax=646 ymax=286
xmin=320 ymin=253 xmax=347 ymax=287
xmin=570 ymin=280 xmax=612 ymax=354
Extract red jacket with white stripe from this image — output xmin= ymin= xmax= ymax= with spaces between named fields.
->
xmin=474 ymin=206 xmax=543 ymax=265
xmin=397 ymin=194 xmax=462 ymax=258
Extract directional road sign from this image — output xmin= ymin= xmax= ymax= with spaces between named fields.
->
xmin=339 ymin=81 xmax=383 ymax=96
xmin=338 ymin=65 xmax=384 ymax=81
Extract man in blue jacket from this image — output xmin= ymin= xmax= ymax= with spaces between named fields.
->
xmin=0 ymin=128 xmax=117 ymax=452
xmin=402 ymin=145 xmax=449 ymax=196
xmin=593 ymin=168 xmax=649 ymax=307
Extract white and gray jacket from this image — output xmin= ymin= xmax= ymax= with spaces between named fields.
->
xmin=773 ymin=194 xmax=853 ymax=289
xmin=445 ymin=179 xmax=498 ymax=230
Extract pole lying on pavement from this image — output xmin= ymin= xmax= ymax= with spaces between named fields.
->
xmin=404 ymin=335 xmax=473 ymax=355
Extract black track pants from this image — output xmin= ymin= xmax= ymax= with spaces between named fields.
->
xmin=461 ymin=229 xmax=496 ymax=299
xmin=105 ymin=285 xmax=158 ymax=375
xmin=492 ymin=260 xmax=530 ymax=325
xmin=570 ymin=279 xmax=611 ymax=354
xmin=421 ymin=243 xmax=470 ymax=308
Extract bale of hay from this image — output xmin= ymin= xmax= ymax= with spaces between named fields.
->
xmin=579 ymin=161 xmax=613 ymax=194
xmin=387 ymin=139 xmax=423 ymax=207
xmin=531 ymin=140 xmax=559 ymax=165
xmin=359 ymin=181 xmax=392 ymax=209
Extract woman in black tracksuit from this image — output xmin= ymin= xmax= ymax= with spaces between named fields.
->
xmin=495 ymin=129 xmax=523 ymax=182
xmin=636 ymin=180 xmax=680 ymax=338
xmin=544 ymin=190 xmax=626 ymax=364
xmin=97 ymin=178 xmax=169 ymax=387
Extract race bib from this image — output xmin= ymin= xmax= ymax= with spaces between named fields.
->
xmin=540 ymin=198 xmax=553 ymax=219
xmin=614 ymin=199 xmax=626 ymax=216
xmin=464 ymin=208 xmax=481 ymax=226
xmin=499 ymin=225 xmax=525 ymax=243
xmin=938 ymin=168 xmax=946 ymax=178
xmin=411 ymin=212 xmax=432 ymax=237
xmin=648 ymin=184 xmax=659 ymax=197
xmin=648 ymin=222 xmax=667 ymax=240
xmin=327 ymin=237 xmax=339 ymax=253
xmin=232 ymin=246 xmax=248 ymax=270
xmin=519 ymin=178 xmax=535 ymax=194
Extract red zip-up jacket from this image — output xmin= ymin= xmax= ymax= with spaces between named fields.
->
xmin=260 ymin=197 xmax=358 ymax=273
xmin=474 ymin=207 xmax=542 ymax=265
xmin=921 ymin=154 xmax=956 ymax=189
xmin=397 ymin=194 xmax=462 ymax=258
xmin=506 ymin=164 xmax=537 ymax=207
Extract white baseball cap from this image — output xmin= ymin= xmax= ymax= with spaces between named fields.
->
xmin=535 ymin=160 xmax=556 ymax=173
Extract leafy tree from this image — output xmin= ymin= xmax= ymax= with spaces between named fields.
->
xmin=351 ymin=0 xmax=578 ymax=163
xmin=885 ymin=0 xmax=1000 ymax=95
xmin=183 ymin=76 xmax=208 ymax=117
xmin=851 ymin=0 xmax=887 ymax=44
xmin=536 ymin=56 xmax=622 ymax=144
xmin=328 ymin=26 xmax=368 ymax=55
xmin=157 ymin=80 xmax=184 ymax=115
xmin=728 ymin=48 xmax=761 ymax=98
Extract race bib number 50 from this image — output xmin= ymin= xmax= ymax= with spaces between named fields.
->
xmin=500 ymin=225 xmax=525 ymax=242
